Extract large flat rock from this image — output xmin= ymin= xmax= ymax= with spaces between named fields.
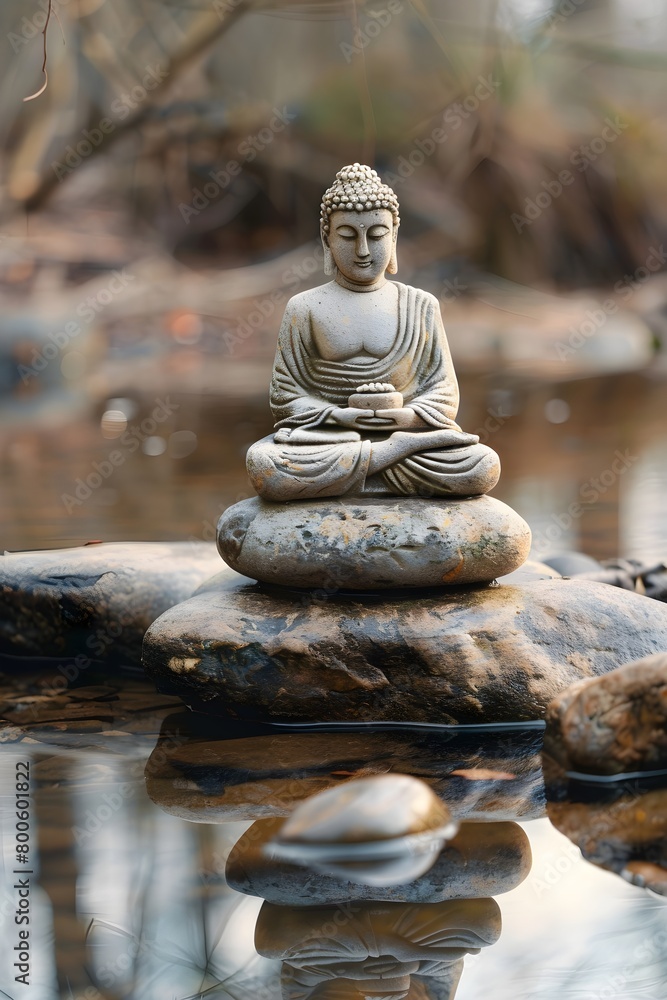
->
xmin=0 ymin=541 xmax=223 ymax=667
xmin=142 ymin=575 xmax=667 ymax=724
xmin=217 ymin=495 xmax=532 ymax=589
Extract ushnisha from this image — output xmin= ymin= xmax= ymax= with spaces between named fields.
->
xmin=246 ymin=163 xmax=501 ymax=500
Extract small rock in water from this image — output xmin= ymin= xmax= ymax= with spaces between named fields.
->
xmin=641 ymin=563 xmax=667 ymax=602
xmin=267 ymin=774 xmax=458 ymax=886
xmin=544 ymin=652 xmax=667 ymax=893
xmin=541 ymin=551 xmax=667 ymax=601
xmin=544 ymin=651 xmax=667 ymax=777
xmin=541 ymin=551 xmax=603 ymax=577
xmin=622 ymin=861 xmax=667 ymax=894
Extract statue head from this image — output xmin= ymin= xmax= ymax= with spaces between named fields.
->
xmin=320 ymin=164 xmax=400 ymax=283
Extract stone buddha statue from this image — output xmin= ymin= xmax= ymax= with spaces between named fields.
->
xmin=246 ymin=164 xmax=500 ymax=501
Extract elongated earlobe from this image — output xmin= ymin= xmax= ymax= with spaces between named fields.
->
xmin=323 ymin=242 xmax=334 ymax=276
xmin=388 ymin=239 xmax=398 ymax=274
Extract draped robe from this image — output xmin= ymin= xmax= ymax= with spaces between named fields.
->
xmin=246 ymin=282 xmax=499 ymax=500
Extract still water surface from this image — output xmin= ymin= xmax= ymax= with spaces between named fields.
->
xmin=1 ymin=367 xmax=666 ymax=998
xmin=2 ymin=370 xmax=667 ymax=562
xmin=0 ymin=679 xmax=665 ymax=1000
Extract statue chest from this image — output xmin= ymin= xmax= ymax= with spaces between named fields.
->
xmin=309 ymin=302 xmax=399 ymax=362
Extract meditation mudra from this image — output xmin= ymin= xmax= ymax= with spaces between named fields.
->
xmin=246 ymin=164 xmax=501 ymax=501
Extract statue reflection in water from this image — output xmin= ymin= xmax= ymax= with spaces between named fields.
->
xmin=255 ymin=897 xmax=501 ymax=1000
xmin=145 ymin=722 xmax=535 ymax=1000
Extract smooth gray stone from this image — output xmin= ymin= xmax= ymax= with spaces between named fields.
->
xmin=142 ymin=575 xmax=667 ymax=724
xmin=499 ymin=559 xmax=561 ymax=583
xmin=0 ymin=541 xmax=223 ymax=667
xmin=217 ymin=495 xmax=532 ymax=589
xmin=541 ymin=551 xmax=603 ymax=576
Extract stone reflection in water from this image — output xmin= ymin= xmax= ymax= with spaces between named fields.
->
xmin=547 ymin=778 xmax=667 ymax=894
xmin=266 ymin=775 xmax=458 ymax=886
xmin=144 ymin=721 xmax=534 ymax=998
xmin=255 ymin=898 xmax=501 ymax=1000
xmin=245 ymin=783 xmax=526 ymax=999
xmin=227 ymin=817 xmax=531 ymax=906
xmin=144 ymin=713 xmax=546 ymax=823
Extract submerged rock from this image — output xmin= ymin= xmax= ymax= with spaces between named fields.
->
xmin=544 ymin=652 xmax=667 ymax=777
xmin=0 ymin=541 xmax=223 ymax=667
xmin=143 ymin=575 xmax=667 ymax=723
xmin=217 ymin=495 xmax=531 ymax=589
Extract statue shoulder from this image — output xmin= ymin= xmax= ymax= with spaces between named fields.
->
xmin=284 ymin=282 xmax=340 ymax=324
xmin=283 ymin=288 xmax=312 ymax=317
xmin=391 ymin=281 xmax=441 ymax=311
xmin=282 ymin=284 xmax=329 ymax=321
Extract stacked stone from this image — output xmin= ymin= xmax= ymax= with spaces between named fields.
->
xmin=141 ymin=497 xmax=667 ymax=724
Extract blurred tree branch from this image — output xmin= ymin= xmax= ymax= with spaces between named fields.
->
xmin=23 ymin=0 xmax=63 ymax=103
xmin=23 ymin=3 xmax=249 ymax=212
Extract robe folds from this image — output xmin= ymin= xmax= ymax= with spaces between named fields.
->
xmin=246 ymin=282 xmax=500 ymax=500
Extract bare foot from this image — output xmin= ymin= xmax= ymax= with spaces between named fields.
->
xmin=393 ymin=428 xmax=480 ymax=448
xmin=367 ymin=428 xmax=480 ymax=476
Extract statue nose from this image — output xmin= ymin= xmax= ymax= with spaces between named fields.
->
xmin=357 ymin=233 xmax=370 ymax=256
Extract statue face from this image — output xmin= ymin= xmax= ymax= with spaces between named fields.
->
xmin=327 ymin=209 xmax=395 ymax=284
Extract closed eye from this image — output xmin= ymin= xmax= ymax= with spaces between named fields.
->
xmin=368 ymin=225 xmax=390 ymax=239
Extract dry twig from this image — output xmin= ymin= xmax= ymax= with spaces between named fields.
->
xmin=24 ymin=0 xmax=64 ymax=102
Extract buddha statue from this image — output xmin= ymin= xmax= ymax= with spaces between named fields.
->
xmin=246 ymin=164 xmax=501 ymax=501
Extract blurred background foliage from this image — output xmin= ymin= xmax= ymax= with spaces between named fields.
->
xmin=1 ymin=0 xmax=667 ymax=557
